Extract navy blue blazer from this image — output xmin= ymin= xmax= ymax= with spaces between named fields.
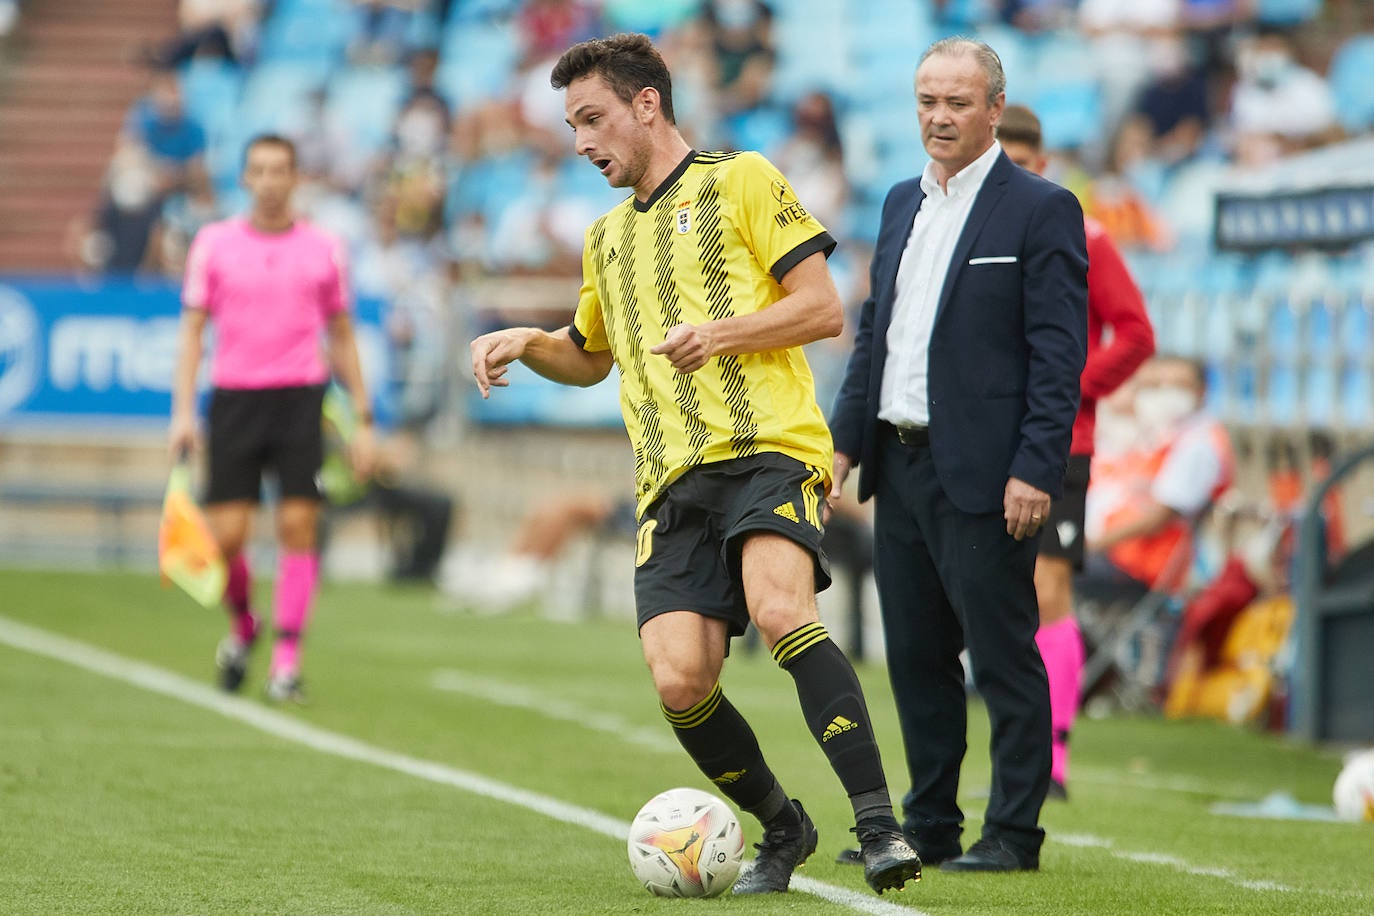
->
xmin=830 ymin=151 xmax=1088 ymax=515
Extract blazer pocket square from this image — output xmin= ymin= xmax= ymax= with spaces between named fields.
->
xmin=968 ymin=256 xmax=1018 ymax=265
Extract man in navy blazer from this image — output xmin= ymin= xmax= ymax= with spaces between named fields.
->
xmin=830 ymin=38 xmax=1088 ymax=872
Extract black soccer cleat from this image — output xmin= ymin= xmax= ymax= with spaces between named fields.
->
xmin=732 ymin=800 xmax=818 ymax=894
xmin=215 ymin=634 xmax=253 ymax=693
xmin=854 ymin=824 xmax=922 ymax=893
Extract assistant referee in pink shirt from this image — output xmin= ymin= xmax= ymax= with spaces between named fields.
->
xmin=169 ymin=134 xmax=376 ymax=703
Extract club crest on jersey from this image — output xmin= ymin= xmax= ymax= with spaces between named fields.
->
xmin=677 ymin=200 xmax=691 ymax=234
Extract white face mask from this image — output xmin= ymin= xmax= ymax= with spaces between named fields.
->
xmin=1134 ymin=385 xmax=1199 ymax=440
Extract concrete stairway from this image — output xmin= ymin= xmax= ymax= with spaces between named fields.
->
xmin=0 ymin=0 xmax=177 ymax=271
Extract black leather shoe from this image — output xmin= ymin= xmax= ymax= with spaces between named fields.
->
xmin=853 ymin=824 xmax=922 ymax=893
xmin=940 ymin=837 xmax=1039 ymax=872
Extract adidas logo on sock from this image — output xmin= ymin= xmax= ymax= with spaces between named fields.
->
xmin=822 ymin=715 xmax=858 ymax=742
xmin=773 ymin=502 xmax=799 ymax=523
xmin=712 ymin=769 xmax=747 ymax=785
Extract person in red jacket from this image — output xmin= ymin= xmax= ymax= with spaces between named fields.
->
xmin=998 ymin=105 xmax=1156 ymax=798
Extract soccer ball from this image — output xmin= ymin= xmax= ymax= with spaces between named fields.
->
xmin=626 ymin=787 xmax=744 ymax=897
xmin=1333 ymin=749 xmax=1374 ymax=822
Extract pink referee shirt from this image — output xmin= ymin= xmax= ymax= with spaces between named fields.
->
xmin=183 ymin=217 xmax=349 ymax=390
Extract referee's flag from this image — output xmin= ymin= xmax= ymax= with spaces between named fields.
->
xmin=158 ymin=459 xmax=226 ymax=608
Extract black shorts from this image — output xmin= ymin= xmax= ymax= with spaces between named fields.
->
xmin=633 ymin=453 xmax=832 ymax=637
xmin=205 ymin=385 xmax=326 ymax=505
xmin=1040 ymin=454 xmax=1091 ymax=570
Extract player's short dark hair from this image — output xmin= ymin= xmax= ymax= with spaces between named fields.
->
xmin=998 ymin=104 xmax=1042 ymax=152
xmin=550 ymin=32 xmax=676 ymax=124
xmin=242 ymin=133 xmax=297 ymax=170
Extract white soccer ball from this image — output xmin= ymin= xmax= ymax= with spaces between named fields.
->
xmin=1333 ymin=749 xmax=1374 ymax=822
xmin=627 ymin=787 xmax=744 ymax=897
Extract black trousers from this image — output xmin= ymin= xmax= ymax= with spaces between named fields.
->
xmin=872 ymin=425 xmax=1050 ymax=855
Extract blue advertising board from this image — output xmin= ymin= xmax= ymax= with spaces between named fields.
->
xmin=0 ymin=277 xmax=391 ymax=433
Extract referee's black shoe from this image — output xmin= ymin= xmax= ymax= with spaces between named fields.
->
xmin=732 ymin=800 xmax=817 ymax=894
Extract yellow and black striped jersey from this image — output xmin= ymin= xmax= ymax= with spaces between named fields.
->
xmin=569 ymin=150 xmax=837 ymax=517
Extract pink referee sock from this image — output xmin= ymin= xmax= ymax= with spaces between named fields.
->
xmin=1036 ymin=616 xmax=1084 ymax=787
xmin=270 ymin=552 xmax=319 ymax=678
xmin=225 ymin=554 xmax=258 ymax=644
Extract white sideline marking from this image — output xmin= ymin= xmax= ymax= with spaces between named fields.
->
xmin=1056 ymin=833 xmax=1295 ymax=893
xmin=0 ymin=617 xmax=924 ymax=916
xmin=430 ymin=669 xmax=680 ymax=754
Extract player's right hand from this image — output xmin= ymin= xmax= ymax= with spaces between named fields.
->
xmin=168 ymin=414 xmax=199 ymax=463
xmin=469 ymin=331 xmax=524 ymax=399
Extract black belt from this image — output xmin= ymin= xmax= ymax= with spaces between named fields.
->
xmin=883 ymin=422 xmax=930 ymax=447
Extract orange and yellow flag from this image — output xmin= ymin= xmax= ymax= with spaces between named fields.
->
xmin=158 ymin=461 xmax=226 ymax=608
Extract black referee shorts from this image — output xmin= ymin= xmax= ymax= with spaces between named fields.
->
xmin=1040 ymin=454 xmax=1091 ymax=570
xmin=632 ymin=453 xmax=832 ymax=637
xmin=205 ymin=384 xmax=326 ymax=505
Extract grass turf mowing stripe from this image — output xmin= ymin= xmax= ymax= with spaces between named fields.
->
xmin=1056 ymin=834 xmax=1295 ymax=893
xmin=0 ymin=615 xmax=925 ymax=916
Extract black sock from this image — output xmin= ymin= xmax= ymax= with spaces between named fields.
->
xmin=662 ymin=683 xmax=797 ymax=829
xmin=773 ymin=623 xmax=896 ymax=825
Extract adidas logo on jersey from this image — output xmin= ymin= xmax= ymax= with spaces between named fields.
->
xmin=773 ymin=502 xmax=799 ymax=523
xmin=822 ymin=715 xmax=858 ymax=742
xmin=605 ymin=246 xmax=618 ymax=265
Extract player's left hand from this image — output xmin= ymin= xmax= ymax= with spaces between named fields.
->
xmin=650 ymin=322 xmax=716 ymax=374
xmin=1004 ymin=476 xmax=1051 ymax=541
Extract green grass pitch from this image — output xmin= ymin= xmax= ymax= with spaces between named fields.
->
xmin=0 ymin=568 xmax=1368 ymax=915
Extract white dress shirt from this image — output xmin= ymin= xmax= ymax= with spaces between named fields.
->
xmin=879 ymin=140 xmax=1003 ymax=427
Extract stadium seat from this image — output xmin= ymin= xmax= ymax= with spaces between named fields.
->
xmin=1340 ymin=362 xmax=1372 ymax=427
xmin=1304 ymin=363 xmax=1338 ymax=426
xmin=1339 ymin=299 xmax=1371 ymax=360
xmin=1266 ymin=363 xmax=1299 ymax=425
xmin=1254 ymin=0 xmax=1322 ymax=25
xmin=436 ymin=17 xmax=519 ymax=112
xmin=238 ymin=60 xmax=330 ymax=134
xmin=1329 ymin=35 xmax=1374 ymax=135
xmin=179 ymin=59 xmax=242 ymax=136
xmin=257 ymin=0 xmax=351 ymax=68
xmin=325 ymin=65 xmax=408 ymax=154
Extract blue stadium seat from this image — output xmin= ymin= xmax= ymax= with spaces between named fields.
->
xmin=1266 ymin=363 xmax=1299 ymax=425
xmin=1340 ymin=362 xmax=1372 ymax=427
xmin=436 ymin=18 xmax=518 ymax=112
xmin=238 ymin=60 xmax=330 ymax=134
xmin=179 ymin=59 xmax=242 ymax=136
xmin=1304 ymin=363 xmax=1338 ymax=425
xmin=1338 ymin=299 xmax=1371 ymax=360
xmin=1254 ymin=0 xmax=1322 ymax=25
xmin=257 ymin=0 xmax=350 ymax=68
xmin=1329 ymin=35 xmax=1374 ymax=135
xmin=1266 ymin=297 xmax=1301 ymax=364
xmin=325 ymin=65 xmax=408 ymax=154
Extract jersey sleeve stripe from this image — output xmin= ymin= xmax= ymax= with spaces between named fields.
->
xmin=770 ymin=231 xmax=838 ymax=282
xmin=568 ymin=322 xmax=589 ymax=349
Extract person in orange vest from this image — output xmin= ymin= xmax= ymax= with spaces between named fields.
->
xmin=1087 ymin=355 xmax=1235 ymax=594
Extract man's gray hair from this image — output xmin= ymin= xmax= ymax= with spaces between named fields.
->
xmin=920 ymin=37 xmax=1006 ymax=104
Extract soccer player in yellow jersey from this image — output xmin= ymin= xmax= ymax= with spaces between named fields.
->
xmin=470 ymin=33 xmax=920 ymax=896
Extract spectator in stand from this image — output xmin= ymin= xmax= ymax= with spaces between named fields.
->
xmin=145 ymin=0 xmax=261 ymax=68
xmin=1085 ymin=355 xmax=1235 ymax=595
xmin=999 ymin=104 xmax=1156 ymax=800
xmin=1079 ymin=0 xmax=1184 ymax=147
xmin=0 ymin=0 xmax=19 ymax=38
xmin=69 ymin=144 xmax=165 ymax=275
xmin=1230 ymin=26 xmax=1340 ymax=163
xmin=699 ymin=0 xmax=775 ymax=118
xmin=770 ymin=91 xmax=850 ymax=237
xmin=348 ymin=0 xmax=419 ymax=66
xmin=1086 ymin=125 xmax=1174 ymax=251
xmin=123 ymin=70 xmax=209 ymax=200
xmin=1126 ymin=32 xmax=1211 ymax=166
